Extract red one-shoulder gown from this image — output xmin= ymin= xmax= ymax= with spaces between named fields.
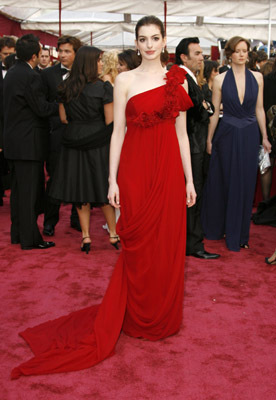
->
xmin=11 ymin=65 xmax=193 ymax=379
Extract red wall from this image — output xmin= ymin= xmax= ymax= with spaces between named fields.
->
xmin=0 ymin=13 xmax=58 ymax=47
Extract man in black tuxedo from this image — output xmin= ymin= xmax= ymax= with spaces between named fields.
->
xmin=34 ymin=47 xmax=51 ymax=73
xmin=3 ymin=34 xmax=58 ymax=249
xmin=41 ymin=35 xmax=82 ymax=236
xmin=0 ymin=36 xmax=16 ymax=206
xmin=175 ymin=37 xmax=220 ymax=259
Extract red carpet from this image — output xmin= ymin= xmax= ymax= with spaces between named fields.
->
xmin=0 ymin=194 xmax=276 ymax=400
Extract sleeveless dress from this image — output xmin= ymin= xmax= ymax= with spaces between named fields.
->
xmin=50 ymin=80 xmax=113 ymax=205
xmin=201 ymin=68 xmax=260 ymax=252
xmin=11 ymin=65 xmax=193 ymax=379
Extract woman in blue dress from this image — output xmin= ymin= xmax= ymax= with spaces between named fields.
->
xmin=202 ymin=36 xmax=271 ymax=252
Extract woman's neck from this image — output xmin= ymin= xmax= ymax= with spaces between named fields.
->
xmin=137 ymin=57 xmax=164 ymax=73
xmin=231 ymin=63 xmax=246 ymax=74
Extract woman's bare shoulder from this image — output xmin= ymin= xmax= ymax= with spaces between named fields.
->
xmin=249 ymin=69 xmax=263 ymax=83
xmin=114 ymin=70 xmax=136 ymax=86
xmin=213 ymin=71 xmax=226 ymax=89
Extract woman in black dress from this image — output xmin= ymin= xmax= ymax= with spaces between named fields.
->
xmin=50 ymin=46 xmax=118 ymax=253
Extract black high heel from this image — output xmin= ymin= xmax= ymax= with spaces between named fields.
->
xmin=110 ymin=236 xmax=120 ymax=250
xmin=81 ymin=237 xmax=91 ymax=254
xmin=265 ymin=251 xmax=276 ymax=265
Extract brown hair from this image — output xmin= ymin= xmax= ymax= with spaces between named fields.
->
xmin=57 ymin=35 xmax=82 ymax=54
xmin=260 ymin=59 xmax=274 ymax=76
xmin=224 ymin=36 xmax=250 ymax=60
xmin=0 ymin=36 xmax=16 ymax=51
xmin=135 ymin=15 xmax=169 ymax=64
xmin=58 ymin=46 xmax=102 ymax=103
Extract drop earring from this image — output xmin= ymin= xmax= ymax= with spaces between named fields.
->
xmin=162 ymin=47 xmax=165 ymax=53
xmin=137 ymin=49 xmax=140 ymax=56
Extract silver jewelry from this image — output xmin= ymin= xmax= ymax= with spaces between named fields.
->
xmin=137 ymin=49 xmax=140 ymax=56
xmin=162 ymin=47 xmax=165 ymax=53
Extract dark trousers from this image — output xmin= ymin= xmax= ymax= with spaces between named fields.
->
xmin=9 ymin=160 xmax=44 ymax=248
xmin=44 ymin=149 xmax=78 ymax=228
xmin=186 ymin=152 xmax=210 ymax=254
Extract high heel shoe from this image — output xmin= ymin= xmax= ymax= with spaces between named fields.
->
xmin=81 ymin=237 xmax=91 ymax=254
xmin=240 ymin=243 xmax=249 ymax=249
xmin=109 ymin=236 xmax=120 ymax=250
xmin=265 ymin=251 xmax=276 ymax=265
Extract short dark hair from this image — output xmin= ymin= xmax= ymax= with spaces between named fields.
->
xmin=224 ymin=36 xmax=250 ymax=60
xmin=0 ymin=36 xmax=16 ymax=51
xmin=118 ymin=49 xmax=141 ymax=70
xmin=257 ymin=50 xmax=268 ymax=63
xmin=57 ymin=35 xmax=82 ymax=54
xmin=204 ymin=60 xmax=219 ymax=82
xmin=175 ymin=37 xmax=200 ymax=65
xmin=16 ymin=34 xmax=40 ymax=61
xmin=41 ymin=47 xmax=50 ymax=55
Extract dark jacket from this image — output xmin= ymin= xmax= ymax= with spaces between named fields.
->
xmin=40 ymin=63 xmax=68 ymax=151
xmin=186 ymin=73 xmax=213 ymax=154
xmin=3 ymin=60 xmax=58 ymax=161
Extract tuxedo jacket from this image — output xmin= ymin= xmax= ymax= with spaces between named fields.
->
xmin=185 ymin=73 xmax=213 ymax=154
xmin=41 ymin=63 xmax=68 ymax=151
xmin=0 ymin=64 xmax=4 ymax=148
xmin=3 ymin=60 xmax=58 ymax=161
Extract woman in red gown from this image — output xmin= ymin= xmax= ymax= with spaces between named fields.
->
xmin=11 ymin=16 xmax=195 ymax=379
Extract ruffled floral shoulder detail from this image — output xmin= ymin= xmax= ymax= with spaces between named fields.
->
xmin=128 ymin=64 xmax=193 ymax=128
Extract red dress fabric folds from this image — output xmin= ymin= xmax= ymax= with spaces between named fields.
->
xmin=11 ymin=65 xmax=193 ymax=379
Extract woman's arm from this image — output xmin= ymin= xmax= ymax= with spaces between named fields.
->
xmin=175 ymin=80 xmax=196 ymax=207
xmin=206 ymin=74 xmax=223 ymax=154
xmin=107 ymin=73 xmax=130 ymax=208
xmin=59 ymin=103 xmax=68 ymax=124
xmin=253 ymin=72 xmax=272 ymax=153
xmin=104 ymin=102 xmax=114 ymax=125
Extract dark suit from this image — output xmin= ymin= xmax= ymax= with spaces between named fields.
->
xmin=40 ymin=63 xmax=78 ymax=228
xmin=3 ymin=60 xmax=58 ymax=247
xmin=185 ymin=72 xmax=213 ymax=254
xmin=0 ymin=63 xmax=8 ymax=201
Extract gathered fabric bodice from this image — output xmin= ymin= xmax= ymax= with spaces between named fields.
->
xmin=125 ymin=65 xmax=193 ymax=128
xmin=222 ymin=68 xmax=258 ymax=128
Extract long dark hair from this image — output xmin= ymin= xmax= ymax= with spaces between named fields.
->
xmin=135 ymin=15 xmax=169 ymax=64
xmin=271 ymin=57 xmax=276 ymax=78
xmin=118 ymin=49 xmax=141 ymax=70
xmin=204 ymin=60 xmax=219 ymax=83
xmin=59 ymin=45 xmax=102 ymax=103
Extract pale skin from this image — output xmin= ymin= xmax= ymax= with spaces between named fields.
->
xmin=206 ymin=40 xmax=271 ymax=155
xmin=59 ymin=57 xmax=118 ymax=246
xmin=108 ymin=24 xmax=196 ymax=209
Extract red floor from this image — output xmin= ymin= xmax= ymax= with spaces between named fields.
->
xmin=0 ymin=196 xmax=275 ymax=400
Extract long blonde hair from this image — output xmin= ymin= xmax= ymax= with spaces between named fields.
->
xmin=100 ymin=50 xmax=119 ymax=85
xmin=196 ymin=61 xmax=206 ymax=88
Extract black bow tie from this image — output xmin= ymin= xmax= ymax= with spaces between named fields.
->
xmin=61 ymin=68 xmax=69 ymax=75
xmin=2 ymin=65 xmax=7 ymax=71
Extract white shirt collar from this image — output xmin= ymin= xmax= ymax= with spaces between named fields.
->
xmin=26 ymin=61 xmax=33 ymax=69
xmin=179 ymin=64 xmax=198 ymax=85
xmin=61 ymin=64 xmax=70 ymax=71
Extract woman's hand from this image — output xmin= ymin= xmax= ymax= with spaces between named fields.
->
xmin=186 ymin=182 xmax=197 ymax=208
xmin=108 ymin=181 xmax=120 ymax=209
xmin=206 ymin=140 xmax=212 ymax=155
xmin=263 ymin=137 xmax=272 ymax=153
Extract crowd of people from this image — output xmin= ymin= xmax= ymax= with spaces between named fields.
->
xmin=0 ymin=15 xmax=274 ymax=380
xmin=0 ymin=28 xmax=275 ymax=258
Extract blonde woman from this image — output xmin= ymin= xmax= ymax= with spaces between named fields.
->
xmin=100 ymin=49 xmax=119 ymax=86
